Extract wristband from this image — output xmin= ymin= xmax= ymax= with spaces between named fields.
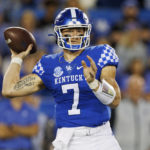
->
xmin=93 ymin=79 xmax=116 ymax=105
xmin=87 ymin=79 xmax=99 ymax=90
xmin=11 ymin=57 xmax=23 ymax=66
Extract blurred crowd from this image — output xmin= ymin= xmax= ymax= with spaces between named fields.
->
xmin=0 ymin=0 xmax=150 ymax=150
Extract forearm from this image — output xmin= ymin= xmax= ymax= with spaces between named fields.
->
xmin=0 ymin=125 xmax=18 ymax=139
xmin=100 ymin=66 xmax=121 ymax=108
xmin=2 ymin=63 xmax=21 ymax=97
xmin=2 ymin=71 xmax=44 ymax=98
xmin=89 ymin=78 xmax=120 ymax=107
xmin=105 ymin=78 xmax=121 ymax=108
xmin=14 ymin=124 xmax=38 ymax=137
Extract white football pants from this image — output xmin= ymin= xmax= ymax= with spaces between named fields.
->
xmin=53 ymin=121 xmax=121 ymax=150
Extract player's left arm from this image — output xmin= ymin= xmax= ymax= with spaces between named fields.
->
xmin=82 ymin=55 xmax=121 ymax=108
xmin=12 ymin=124 xmax=38 ymax=137
xmin=100 ymin=66 xmax=121 ymax=108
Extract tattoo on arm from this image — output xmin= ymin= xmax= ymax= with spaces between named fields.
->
xmin=14 ymin=76 xmax=36 ymax=90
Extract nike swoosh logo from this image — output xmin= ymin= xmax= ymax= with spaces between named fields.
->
xmin=77 ymin=66 xmax=83 ymax=70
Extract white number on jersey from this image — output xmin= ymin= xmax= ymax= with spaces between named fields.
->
xmin=62 ymin=83 xmax=80 ymax=115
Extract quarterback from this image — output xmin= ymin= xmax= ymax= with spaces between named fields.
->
xmin=2 ymin=7 xmax=121 ymax=150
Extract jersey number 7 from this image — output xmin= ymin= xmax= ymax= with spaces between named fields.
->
xmin=62 ymin=83 xmax=81 ymax=115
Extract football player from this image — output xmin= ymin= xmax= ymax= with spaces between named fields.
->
xmin=2 ymin=7 xmax=121 ymax=150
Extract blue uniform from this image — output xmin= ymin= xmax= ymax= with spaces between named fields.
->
xmin=32 ymin=44 xmax=119 ymax=128
xmin=0 ymin=99 xmax=38 ymax=149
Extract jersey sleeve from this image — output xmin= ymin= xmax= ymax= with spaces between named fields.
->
xmin=32 ymin=55 xmax=49 ymax=87
xmin=97 ymin=44 xmax=119 ymax=68
xmin=32 ymin=56 xmax=45 ymax=76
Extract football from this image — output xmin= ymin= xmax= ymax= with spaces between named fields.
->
xmin=4 ymin=27 xmax=37 ymax=54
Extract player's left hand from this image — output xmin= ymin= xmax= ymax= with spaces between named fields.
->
xmin=81 ymin=55 xmax=97 ymax=83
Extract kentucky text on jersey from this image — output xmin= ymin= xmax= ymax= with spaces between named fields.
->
xmin=55 ymin=74 xmax=84 ymax=85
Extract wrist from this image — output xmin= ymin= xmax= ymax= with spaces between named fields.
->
xmin=93 ymin=79 xmax=116 ymax=105
xmin=11 ymin=57 xmax=23 ymax=66
xmin=87 ymin=79 xmax=100 ymax=91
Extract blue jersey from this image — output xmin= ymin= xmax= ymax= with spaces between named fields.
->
xmin=32 ymin=44 xmax=119 ymax=128
xmin=0 ymin=100 xmax=38 ymax=149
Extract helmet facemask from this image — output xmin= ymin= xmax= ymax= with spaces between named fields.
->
xmin=54 ymin=24 xmax=91 ymax=51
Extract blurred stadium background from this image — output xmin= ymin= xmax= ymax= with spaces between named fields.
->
xmin=0 ymin=0 xmax=150 ymax=150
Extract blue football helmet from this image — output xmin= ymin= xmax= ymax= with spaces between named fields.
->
xmin=54 ymin=7 xmax=91 ymax=51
